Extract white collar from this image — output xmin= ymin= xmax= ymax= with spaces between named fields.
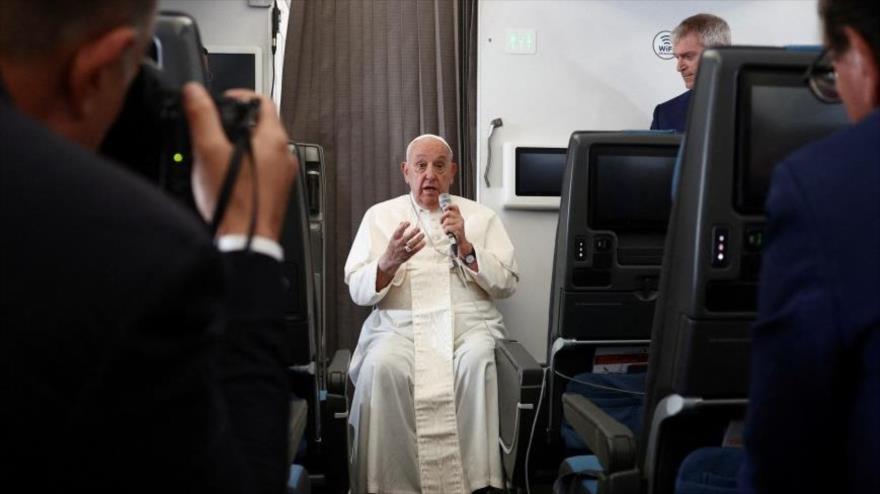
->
xmin=409 ymin=192 xmax=442 ymax=214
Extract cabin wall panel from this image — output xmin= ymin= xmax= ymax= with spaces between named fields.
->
xmin=160 ymin=0 xmax=274 ymax=96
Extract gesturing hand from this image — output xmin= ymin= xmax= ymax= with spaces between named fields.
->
xmin=378 ymin=221 xmax=426 ymax=277
xmin=375 ymin=221 xmax=425 ymax=291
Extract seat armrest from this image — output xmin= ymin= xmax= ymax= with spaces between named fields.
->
xmin=496 ymin=339 xmax=541 ymax=373
xmin=562 ymin=392 xmax=637 ymax=473
xmin=327 ymin=348 xmax=351 ymax=395
xmin=322 ymin=349 xmax=352 ymax=491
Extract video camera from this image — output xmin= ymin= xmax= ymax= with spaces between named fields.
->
xmin=100 ymin=12 xmax=259 ymax=211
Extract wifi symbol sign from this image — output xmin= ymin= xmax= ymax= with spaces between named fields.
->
xmin=653 ymin=30 xmax=674 ymax=60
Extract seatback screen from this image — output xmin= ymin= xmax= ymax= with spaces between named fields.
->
xmin=736 ymin=68 xmax=848 ymax=214
xmin=515 ymin=147 xmax=567 ymax=196
xmin=207 ymin=53 xmax=257 ymax=92
xmin=588 ymin=145 xmax=678 ymax=232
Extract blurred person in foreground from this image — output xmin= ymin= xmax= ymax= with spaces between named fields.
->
xmin=741 ymin=0 xmax=880 ymax=492
xmin=0 ymin=1 xmax=298 ymax=492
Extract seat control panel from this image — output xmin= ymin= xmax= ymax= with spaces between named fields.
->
xmin=574 ymin=236 xmax=587 ymax=261
xmin=712 ymin=226 xmax=730 ymax=268
xmin=593 ymin=235 xmax=613 ymax=269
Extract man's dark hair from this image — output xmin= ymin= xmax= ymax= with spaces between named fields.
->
xmin=0 ymin=0 xmax=156 ymax=60
xmin=820 ymin=0 xmax=880 ymax=66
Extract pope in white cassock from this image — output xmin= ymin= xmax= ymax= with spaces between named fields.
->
xmin=344 ymin=134 xmax=519 ymax=493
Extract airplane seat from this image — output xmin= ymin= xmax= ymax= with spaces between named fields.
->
xmin=555 ymin=46 xmax=849 ymax=494
xmin=495 ymin=338 xmax=544 ymax=490
xmin=323 ymin=347 xmax=351 ymax=493
xmin=543 ymin=131 xmax=679 ymax=494
xmin=546 ymin=131 xmax=681 ymax=459
xmin=338 ymin=337 xmax=535 ymax=492
xmin=286 ymin=143 xmax=351 ymax=493
xmin=559 ymin=373 xmax=646 ymax=453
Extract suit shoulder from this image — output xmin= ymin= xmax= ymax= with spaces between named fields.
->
xmin=772 ymin=111 xmax=880 ymax=346
xmin=656 ymin=90 xmax=691 ymax=110
xmin=0 ymin=105 xmax=211 ymax=252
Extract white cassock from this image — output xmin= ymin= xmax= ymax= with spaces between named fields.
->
xmin=345 ymin=194 xmax=519 ymax=494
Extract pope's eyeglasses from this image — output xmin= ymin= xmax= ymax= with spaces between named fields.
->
xmin=412 ymin=162 xmax=449 ymax=175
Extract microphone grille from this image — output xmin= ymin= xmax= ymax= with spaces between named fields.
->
xmin=439 ymin=193 xmax=451 ymax=210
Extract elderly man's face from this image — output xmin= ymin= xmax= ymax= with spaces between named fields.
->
xmin=674 ymin=33 xmax=705 ymax=90
xmin=401 ymin=138 xmax=457 ymax=210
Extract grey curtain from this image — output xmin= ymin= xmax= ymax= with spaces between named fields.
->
xmin=280 ymin=0 xmax=477 ymax=354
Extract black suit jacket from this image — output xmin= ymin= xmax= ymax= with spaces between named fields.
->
xmin=650 ymin=90 xmax=691 ymax=133
xmin=741 ymin=109 xmax=880 ymax=493
xmin=0 ymin=81 xmax=289 ymax=493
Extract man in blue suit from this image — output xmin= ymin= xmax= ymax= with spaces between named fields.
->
xmin=651 ymin=14 xmax=730 ymax=132
xmin=741 ymin=0 xmax=880 ymax=492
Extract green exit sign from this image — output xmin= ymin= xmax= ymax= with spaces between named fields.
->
xmin=505 ymin=29 xmax=537 ymax=54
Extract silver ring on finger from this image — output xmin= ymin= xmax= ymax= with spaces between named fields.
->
xmin=404 ymin=245 xmax=412 ymax=253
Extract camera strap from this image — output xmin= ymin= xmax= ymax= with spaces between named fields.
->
xmin=209 ymin=136 xmax=258 ymax=249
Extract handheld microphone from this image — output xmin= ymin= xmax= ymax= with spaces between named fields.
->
xmin=438 ymin=192 xmax=458 ymax=255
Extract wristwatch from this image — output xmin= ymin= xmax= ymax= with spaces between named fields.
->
xmin=462 ymin=248 xmax=476 ymax=265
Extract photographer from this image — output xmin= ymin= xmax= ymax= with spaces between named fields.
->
xmin=0 ymin=1 xmax=296 ymax=493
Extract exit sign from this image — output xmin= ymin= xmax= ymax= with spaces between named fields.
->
xmin=505 ymin=29 xmax=537 ymax=54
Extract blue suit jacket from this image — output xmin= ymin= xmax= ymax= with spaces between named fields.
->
xmin=650 ymin=90 xmax=691 ymax=133
xmin=740 ymin=109 xmax=880 ymax=493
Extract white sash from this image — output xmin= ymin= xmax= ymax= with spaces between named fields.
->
xmin=410 ymin=260 xmax=465 ymax=493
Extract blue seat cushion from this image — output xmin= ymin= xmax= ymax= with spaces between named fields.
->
xmin=287 ymin=464 xmax=310 ymax=494
xmin=554 ymin=455 xmax=601 ymax=494
xmin=561 ymin=372 xmax=647 ymax=453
